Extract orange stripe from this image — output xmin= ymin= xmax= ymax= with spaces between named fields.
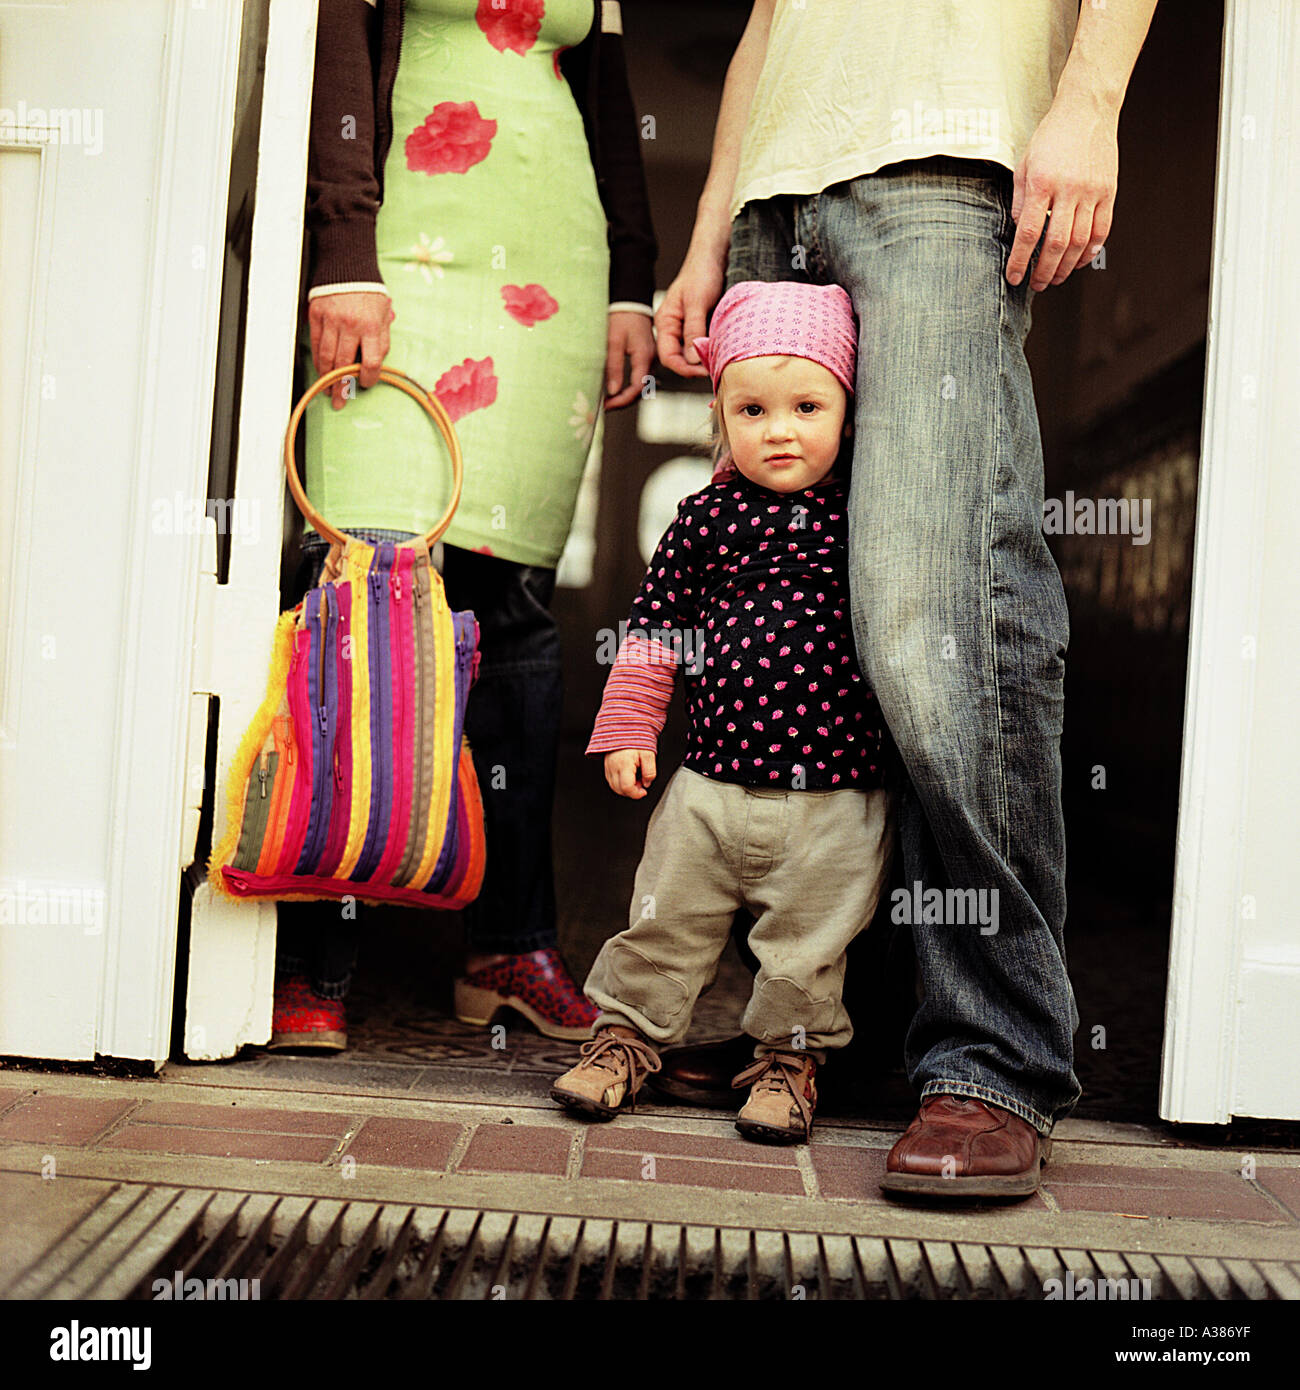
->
xmin=255 ymin=715 xmax=296 ymax=876
xmin=455 ymin=741 xmax=486 ymax=902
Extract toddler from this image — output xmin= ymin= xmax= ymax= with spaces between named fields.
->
xmin=552 ymin=280 xmax=895 ymax=1142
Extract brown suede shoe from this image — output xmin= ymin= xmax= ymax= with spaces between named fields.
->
xmin=733 ymin=1051 xmax=818 ymax=1144
xmin=880 ymin=1094 xmax=1052 ymax=1200
xmin=550 ymin=1028 xmax=662 ymax=1120
xmin=646 ymin=1034 xmax=757 ymax=1108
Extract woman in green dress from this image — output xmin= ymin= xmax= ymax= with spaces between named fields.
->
xmin=271 ymin=0 xmax=657 ymax=1049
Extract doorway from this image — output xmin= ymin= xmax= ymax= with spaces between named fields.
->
xmin=180 ymin=1 xmax=1258 ymax=1130
xmin=548 ymin=0 xmax=1224 ymax=1125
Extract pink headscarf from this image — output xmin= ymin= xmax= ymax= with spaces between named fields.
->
xmin=692 ymin=280 xmax=858 ymax=481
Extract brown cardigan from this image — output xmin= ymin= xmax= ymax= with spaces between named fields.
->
xmin=306 ymin=0 xmax=657 ymax=305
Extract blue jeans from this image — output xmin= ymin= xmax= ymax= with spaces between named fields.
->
xmin=726 ymin=155 xmax=1080 ymax=1133
xmin=277 ymin=529 xmax=565 ymax=997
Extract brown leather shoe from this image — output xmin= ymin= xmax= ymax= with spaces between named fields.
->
xmin=880 ymin=1094 xmax=1051 ymax=1199
xmin=645 ymin=1034 xmax=757 ymax=1108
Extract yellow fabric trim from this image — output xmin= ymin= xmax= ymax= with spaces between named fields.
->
xmin=207 ymin=610 xmax=299 ymax=899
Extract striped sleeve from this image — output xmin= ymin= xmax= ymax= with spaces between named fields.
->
xmin=586 ymin=632 xmax=679 ymax=755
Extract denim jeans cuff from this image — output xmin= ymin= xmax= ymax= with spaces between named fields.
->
xmin=920 ymin=1079 xmax=1054 ymax=1136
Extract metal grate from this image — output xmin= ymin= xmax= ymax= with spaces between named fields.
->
xmin=7 ymin=1185 xmax=1299 ymax=1300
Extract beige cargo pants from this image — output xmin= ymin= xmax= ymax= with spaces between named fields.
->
xmin=585 ymin=766 xmax=894 ymax=1062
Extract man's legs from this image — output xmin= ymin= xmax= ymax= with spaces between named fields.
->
xmin=810 ymin=156 xmax=1079 ymax=1135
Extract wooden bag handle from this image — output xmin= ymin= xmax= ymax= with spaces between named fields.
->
xmin=283 ymin=364 xmax=465 ymax=550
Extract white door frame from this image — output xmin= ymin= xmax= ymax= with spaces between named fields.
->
xmin=1160 ymin=0 xmax=1300 ymax=1122
xmin=184 ymin=0 xmax=317 ymax=1060
xmin=98 ymin=0 xmax=247 ymax=1059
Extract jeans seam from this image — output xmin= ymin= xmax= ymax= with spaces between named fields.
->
xmin=921 ymin=1079 xmax=1053 ymax=1136
xmin=987 ymin=258 xmax=1013 ymax=866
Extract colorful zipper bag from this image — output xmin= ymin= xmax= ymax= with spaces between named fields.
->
xmin=209 ymin=366 xmax=485 ymax=909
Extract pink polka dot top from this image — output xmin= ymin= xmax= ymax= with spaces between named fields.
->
xmin=626 ymin=473 xmax=888 ymax=790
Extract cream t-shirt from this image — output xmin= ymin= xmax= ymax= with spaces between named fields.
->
xmin=731 ymin=0 xmax=1080 ymax=219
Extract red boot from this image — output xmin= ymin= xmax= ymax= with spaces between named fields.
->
xmin=269 ymin=974 xmax=347 ymax=1051
xmin=454 ymin=948 xmax=598 ymax=1042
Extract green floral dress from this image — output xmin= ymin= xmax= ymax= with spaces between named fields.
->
xmin=304 ymin=0 xmax=608 ymax=567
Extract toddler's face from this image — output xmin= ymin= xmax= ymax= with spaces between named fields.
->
xmin=717 ymin=356 xmax=848 ymax=493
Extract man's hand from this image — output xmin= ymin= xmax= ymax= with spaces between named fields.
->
xmin=604 ymin=748 xmax=657 ymax=798
xmin=605 ymin=311 xmax=657 ymax=409
xmin=308 ymin=290 xmax=395 ymax=409
xmin=1007 ymin=91 xmax=1118 ymax=292
xmin=656 ymin=250 xmax=726 ymax=380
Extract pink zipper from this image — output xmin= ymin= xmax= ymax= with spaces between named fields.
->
xmin=275 ymin=627 xmax=315 ymax=874
xmin=370 ymin=548 xmax=417 ymax=885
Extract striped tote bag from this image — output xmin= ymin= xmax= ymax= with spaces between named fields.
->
xmin=208 ymin=366 xmax=485 ymax=909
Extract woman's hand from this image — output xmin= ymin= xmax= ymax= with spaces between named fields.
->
xmin=308 ymin=290 xmax=396 ymax=409
xmin=604 ymin=748 xmax=657 ymax=798
xmin=604 ymin=311 xmax=657 ymax=410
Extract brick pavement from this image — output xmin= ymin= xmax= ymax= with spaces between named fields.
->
xmin=1 ymin=1075 xmax=1298 ymax=1228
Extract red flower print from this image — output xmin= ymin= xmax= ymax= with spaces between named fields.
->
xmin=553 ymin=46 xmax=569 ymax=80
xmin=473 ymin=545 xmax=495 ymax=556
xmin=502 ymin=284 xmax=558 ymax=327
xmin=435 ymin=358 xmax=498 ymax=422
xmin=477 ymin=0 xmax=543 ymax=56
xmin=406 ymin=102 xmax=496 ymax=175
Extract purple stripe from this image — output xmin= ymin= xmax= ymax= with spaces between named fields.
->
xmin=350 ymin=543 xmax=396 ymax=880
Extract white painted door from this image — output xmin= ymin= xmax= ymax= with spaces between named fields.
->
xmin=1161 ymin=0 xmax=1300 ymax=1123
xmin=0 ymin=0 xmax=244 ymax=1061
